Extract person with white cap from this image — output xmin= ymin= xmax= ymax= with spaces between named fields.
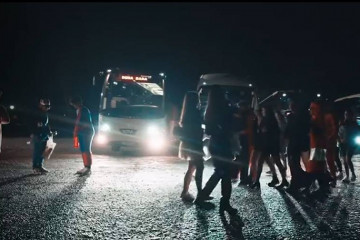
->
xmin=70 ymin=96 xmax=95 ymax=176
xmin=30 ymin=98 xmax=52 ymax=174
xmin=0 ymin=89 xmax=10 ymax=157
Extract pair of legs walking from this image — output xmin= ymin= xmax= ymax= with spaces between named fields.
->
xmin=181 ymin=159 xmax=204 ymax=201
xmin=32 ymin=138 xmax=49 ymax=174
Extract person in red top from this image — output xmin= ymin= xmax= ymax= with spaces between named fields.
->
xmin=307 ymin=101 xmax=331 ymax=194
xmin=70 ymin=96 xmax=95 ymax=176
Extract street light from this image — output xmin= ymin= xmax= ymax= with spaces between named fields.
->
xmin=282 ymin=93 xmax=287 ymax=97
xmin=9 ymin=105 xmax=15 ymax=110
xmin=317 ymin=93 xmax=321 ymax=98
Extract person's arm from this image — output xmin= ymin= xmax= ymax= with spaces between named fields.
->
xmin=0 ymin=106 xmax=10 ymax=124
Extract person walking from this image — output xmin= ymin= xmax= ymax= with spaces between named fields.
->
xmin=307 ymin=101 xmax=331 ymax=195
xmin=177 ymin=91 xmax=206 ymax=202
xmin=0 ymin=89 xmax=10 ymax=157
xmin=30 ymin=98 xmax=52 ymax=174
xmin=252 ymin=106 xmax=288 ymax=188
xmin=338 ymin=109 xmax=358 ymax=183
xmin=70 ymin=96 xmax=95 ymax=176
xmin=284 ymin=99 xmax=312 ymax=194
xmin=195 ymin=85 xmax=237 ymax=215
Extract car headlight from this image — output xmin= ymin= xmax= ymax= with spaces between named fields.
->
xmin=100 ymin=123 xmax=111 ymax=132
xmin=355 ymin=136 xmax=360 ymax=145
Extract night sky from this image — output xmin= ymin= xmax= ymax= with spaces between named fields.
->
xmin=1 ymin=3 xmax=360 ymax=109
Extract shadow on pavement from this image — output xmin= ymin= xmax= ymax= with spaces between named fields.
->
xmin=220 ymin=212 xmax=245 ymax=239
xmin=0 ymin=173 xmax=39 ymax=187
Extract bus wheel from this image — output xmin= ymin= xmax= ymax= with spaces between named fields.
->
xmin=111 ymin=144 xmax=121 ymax=152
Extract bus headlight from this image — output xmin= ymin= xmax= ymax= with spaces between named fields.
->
xmin=147 ymin=125 xmax=161 ymax=137
xmin=96 ymin=134 xmax=108 ymax=145
xmin=100 ymin=123 xmax=111 ymax=132
xmin=146 ymin=125 xmax=166 ymax=151
xmin=355 ymin=136 xmax=360 ymax=145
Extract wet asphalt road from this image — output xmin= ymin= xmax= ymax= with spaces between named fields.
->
xmin=1 ymin=138 xmax=360 ymax=240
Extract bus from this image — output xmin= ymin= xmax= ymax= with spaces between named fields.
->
xmin=94 ymin=68 xmax=168 ymax=153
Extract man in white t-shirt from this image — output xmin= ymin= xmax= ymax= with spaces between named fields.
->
xmin=0 ymin=90 xmax=10 ymax=155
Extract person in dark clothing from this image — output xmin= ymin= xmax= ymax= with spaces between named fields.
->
xmin=252 ymin=106 xmax=288 ymax=188
xmin=232 ymin=102 xmax=252 ymax=185
xmin=0 ymin=89 xmax=10 ymax=156
xmin=284 ymin=99 xmax=312 ymax=194
xmin=338 ymin=109 xmax=358 ymax=183
xmin=195 ymin=85 xmax=237 ymax=215
xmin=70 ymin=96 xmax=95 ymax=176
xmin=30 ymin=98 xmax=52 ymax=174
xmin=177 ymin=91 xmax=207 ymax=202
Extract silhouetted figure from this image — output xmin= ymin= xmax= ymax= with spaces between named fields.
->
xmin=0 ymin=89 xmax=10 ymax=156
xmin=195 ymin=85 xmax=237 ymax=215
xmin=284 ymin=99 xmax=312 ymax=194
xmin=30 ymin=99 xmax=52 ymax=174
xmin=178 ymin=91 xmax=206 ymax=202
xmin=338 ymin=109 xmax=358 ymax=183
xmin=255 ymin=106 xmax=288 ymax=188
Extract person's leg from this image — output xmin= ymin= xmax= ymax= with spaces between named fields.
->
xmin=239 ymin=138 xmax=250 ymax=183
xmin=326 ymin=146 xmax=337 ymax=181
xmin=220 ymin=168 xmax=237 ymax=214
xmin=181 ymin=161 xmax=196 ymax=198
xmin=194 ymin=160 xmax=204 ymax=193
xmin=334 ymin=147 xmax=343 ymax=172
xmin=198 ymin=170 xmax=221 ymax=199
xmin=287 ymin=151 xmax=303 ymax=189
xmin=265 ymin=155 xmax=279 ymax=182
xmin=253 ymin=152 xmax=266 ymax=185
xmin=347 ymin=149 xmax=356 ymax=180
xmin=272 ymin=154 xmax=289 ymax=186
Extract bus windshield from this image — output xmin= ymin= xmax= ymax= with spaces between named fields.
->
xmin=100 ymin=72 xmax=164 ymax=111
xmin=100 ymin=105 xmax=165 ymax=119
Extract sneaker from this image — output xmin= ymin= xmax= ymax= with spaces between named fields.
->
xmin=342 ymin=177 xmax=350 ymax=184
xmin=203 ymin=195 xmax=214 ymax=201
xmin=219 ymin=199 xmax=238 ymax=215
xmin=249 ymin=181 xmax=260 ymax=189
xmin=351 ymin=175 xmax=356 ymax=182
xmin=336 ymin=172 xmax=343 ymax=180
xmin=76 ymin=167 xmax=91 ymax=175
xmin=181 ymin=192 xmax=195 ymax=202
xmin=329 ymin=180 xmax=336 ymax=188
xmin=40 ymin=167 xmax=49 ymax=173
xmin=277 ymin=179 xmax=290 ymax=188
xmin=268 ymin=178 xmax=280 ymax=187
xmin=33 ymin=168 xmax=42 ymax=174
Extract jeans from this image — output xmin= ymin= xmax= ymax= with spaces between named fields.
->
xmin=32 ymin=138 xmax=47 ymax=168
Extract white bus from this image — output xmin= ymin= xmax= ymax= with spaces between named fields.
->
xmin=95 ymin=69 xmax=168 ymax=153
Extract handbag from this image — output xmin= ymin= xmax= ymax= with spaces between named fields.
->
xmin=309 ymin=148 xmax=327 ymax=161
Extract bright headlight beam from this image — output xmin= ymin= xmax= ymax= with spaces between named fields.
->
xmin=100 ymin=123 xmax=111 ymax=132
xmin=355 ymin=136 xmax=360 ymax=145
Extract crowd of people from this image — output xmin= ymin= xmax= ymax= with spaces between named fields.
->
xmin=177 ymin=85 xmax=359 ymax=215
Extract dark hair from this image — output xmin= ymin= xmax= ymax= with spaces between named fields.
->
xmin=70 ymin=96 xmax=83 ymax=105
xmin=204 ymin=85 xmax=227 ymax=124
xmin=179 ymin=91 xmax=200 ymax=126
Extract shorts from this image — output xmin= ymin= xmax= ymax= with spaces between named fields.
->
xmin=178 ymin=141 xmax=202 ymax=161
xmin=339 ymin=143 xmax=356 ymax=158
xmin=78 ymin=133 xmax=94 ymax=153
